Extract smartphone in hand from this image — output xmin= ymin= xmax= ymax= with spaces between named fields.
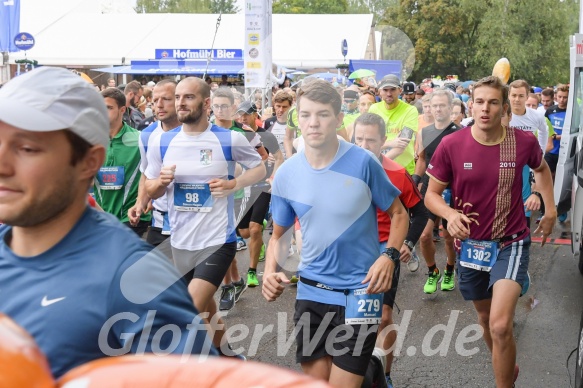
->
xmin=399 ymin=126 xmax=414 ymax=140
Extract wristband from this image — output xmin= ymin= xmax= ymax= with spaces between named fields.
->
xmin=552 ymin=134 xmax=557 ymax=140
xmin=412 ymin=174 xmax=422 ymax=185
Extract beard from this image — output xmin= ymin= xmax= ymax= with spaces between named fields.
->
xmin=1 ymin=172 xmax=77 ymax=228
xmin=178 ymin=101 xmax=204 ymax=124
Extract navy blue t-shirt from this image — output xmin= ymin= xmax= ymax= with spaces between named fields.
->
xmin=0 ymin=208 xmax=217 ymax=378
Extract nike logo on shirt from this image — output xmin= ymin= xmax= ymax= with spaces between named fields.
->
xmin=41 ymin=296 xmax=66 ymax=307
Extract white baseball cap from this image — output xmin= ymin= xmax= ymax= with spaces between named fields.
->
xmin=0 ymin=67 xmax=109 ymax=147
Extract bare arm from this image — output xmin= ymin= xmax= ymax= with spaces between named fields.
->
xmin=284 ymin=126 xmax=296 ymax=157
xmin=425 ymin=177 xmax=471 ymax=240
xmin=271 ymin=150 xmax=284 ymax=178
xmin=128 ymin=174 xmax=152 ymax=225
xmin=532 ymin=159 xmax=556 ymax=245
xmin=363 ymin=198 xmax=409 ymax=294
xmin=262 ymin=223 xmax=294 ymax=301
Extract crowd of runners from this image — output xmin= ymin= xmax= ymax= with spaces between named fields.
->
xmin=0 ymin=65 xmax=564 ymax=388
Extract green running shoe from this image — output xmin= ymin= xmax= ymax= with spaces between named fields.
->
xmin=441 ymin=270 xmax=455 ymax=291
xmin=247 ymin=270 xmax=259 ymax=287
xmin=423 ymin=269 xmax=441 ymax=294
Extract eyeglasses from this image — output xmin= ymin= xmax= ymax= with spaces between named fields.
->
xmin=212 ymin=104 xmax=231 ymax=111
xmin=344 ymin=98 xmax=356 ymax=103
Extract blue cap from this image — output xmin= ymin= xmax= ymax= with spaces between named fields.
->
xmin=533 ymin=87 xmax=542 ymax=93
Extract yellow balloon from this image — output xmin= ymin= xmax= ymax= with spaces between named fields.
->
xmin=492 ymin=58 xmax=511 ymax=84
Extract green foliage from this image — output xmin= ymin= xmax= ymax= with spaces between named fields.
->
xmin=135 ymin=0 xmax=239 ymax=14
xmin=273 ymin=0 xmax=348 ymax=14
xmin=381 ymin=0 xmax=579 ymax=85
xmin=210 ymin=0 xmax=239 ymax=13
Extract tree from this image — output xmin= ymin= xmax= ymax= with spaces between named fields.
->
xmin=272 ymin=0 xmax=348 ymax=14
xmin=136 ymin=0 xmax=238 ymax=13
xmin=346 ymin=0 xmax=396 ymax=23
xmin=210 ymin=0 xmax=239 ymax=13
xmin=380 ymin=0 xmax=578 ymax=85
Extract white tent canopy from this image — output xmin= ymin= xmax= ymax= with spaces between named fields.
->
xmin=9 ymin=4 xmax=373 ymax=69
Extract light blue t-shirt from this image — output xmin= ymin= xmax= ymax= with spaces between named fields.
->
xmin=271 ymin=141 xmax=400 ymax=306
xmin=0 ymin=208 xmax=217 ymax=378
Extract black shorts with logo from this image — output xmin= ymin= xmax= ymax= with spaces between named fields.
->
xmin=293 ymin=299 xmax=377 ymax=376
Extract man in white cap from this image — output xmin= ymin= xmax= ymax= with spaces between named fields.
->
xmin=0 ymin=67 xmax=217 ymax=379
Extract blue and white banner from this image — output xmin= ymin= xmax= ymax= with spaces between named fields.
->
xmin=0 ymin=0 xmax=20 ymax=52
xmin=155 ymin=49 xmax=242 ymax=60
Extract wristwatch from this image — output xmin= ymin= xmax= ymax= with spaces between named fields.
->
xmin=403 ymin=240 xmax=415 ymax=251
xmin=382 ymin=247 xmax=401 ymax=263
xmin=552 ymin=134 xmax=557 ymax=140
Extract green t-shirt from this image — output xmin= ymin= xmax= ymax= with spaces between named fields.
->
xmin=368 ymin=100 xmax=419 ymax=174
xmin=343 ymin=111 xmax=360 ymax=128
xmin=94 ymin=123 xmax=150 ymax=223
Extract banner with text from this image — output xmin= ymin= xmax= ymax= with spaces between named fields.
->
xmin=0 ymin=0 xmax=20 ymax=52
xmin=155 ymin=49 xmax=242 ymax=60
xmin=244 ymin=0 xmax=272 ymax=88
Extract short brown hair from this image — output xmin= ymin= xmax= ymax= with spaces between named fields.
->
xmin=472 ymin=76 xmax=509 ymax=105
xmin=542 ymin=88 xmax=555 ymax=98
xmin=101 ymin=87 xmax=126 ymax=108
xmin=124 ymin=80 xmax=142 ymax=96
xmin=273 ymin=90 xmax=293 ymax=105
xmin=527 ymin=93 xmax=540 ymax=103
xmin=556 ymin=84 xmax=569 ymax=93
xmin=297 ymin=79 xmax=342 ymax=115
xmin=213 ymin=87 xmax=234 ymax=104
xmin=509 ymin=79 xmax=530 ymax=93
xmin=354 ymin=112 xmax=386 ymax=138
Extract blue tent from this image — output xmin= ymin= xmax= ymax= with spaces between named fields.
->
xmin=348 ymin=60 xmax=402 ymax=80
xmin=93 ymin=59 xmax=244 ymax=75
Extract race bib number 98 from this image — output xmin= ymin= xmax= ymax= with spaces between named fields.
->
xmin=460 ymin=239 xmax=499 ymax=272
xmin=174 ymin=183 xmax=213 ymax=212
xmin=345 ymin=288 xmax=382 ymax=325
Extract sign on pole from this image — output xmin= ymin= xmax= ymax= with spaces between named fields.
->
xmin=341 ymin=39 xmax=348 ymax=57
xmin=244 ymin=0 xmax=272 ymax=89
xmin=14 ymin=32 xmax=34 ymax=51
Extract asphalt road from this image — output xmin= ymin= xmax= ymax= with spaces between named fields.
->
xmin=215 ymin=217 xmax=583 ymax=388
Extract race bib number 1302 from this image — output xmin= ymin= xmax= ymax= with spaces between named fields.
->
xmin=460 ymin=239 xmax=499 ymax=272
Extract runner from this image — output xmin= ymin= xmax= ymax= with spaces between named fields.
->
xmin=264 ymin=90 xmax=293 ymax=158
xmin=262 ymin=79 xmax=409 ymax=388
xmin=210 ymin=87 xmax=265 ymax=310
xmin=425 ymin=75 xmax=556 ymax=387
xmin=0 ymin=67 xmax=216 ymax=379
xmin=508 ymin=80 xmax=548 ymax=151
xmin=94 ymin=87 xmax=151 ymax=236
xmin=236 ymin=101 xmax=284 ymax=288
xmin=353 ymin=112 xmax=428 ymax=388
xmin=368 ymin=74 xmax=419 ymax=174
xmin=144 ymin=77 xmax=266 ymax=357
xmin=129 ymin=80 xmax=181 ymax=248
xmin=412 ymin=89 xmax=460 ymax=294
